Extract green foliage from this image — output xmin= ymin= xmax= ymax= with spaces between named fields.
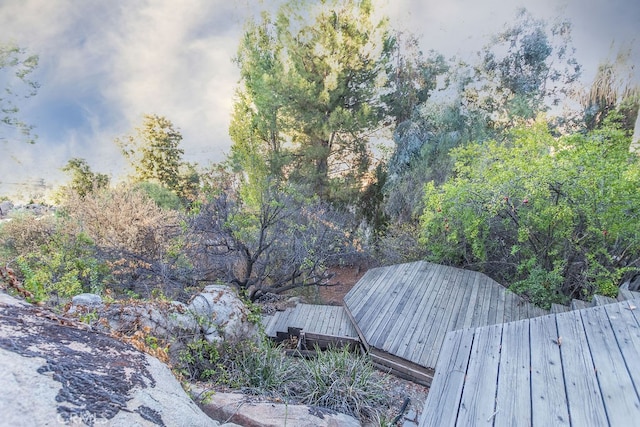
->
xmin=420 ymin=117 xmax=640 ymax=303
xmin=0 ymin=41 xmax=39 ymax=143
xmin=177 ymin=338 xmax=223 ymax=381
xmin=231 ymin=0 xmax=391 ymax=202
xmin=181 ymin=337 xmax=390 ymax=422
xmin=177 ymin=337 xmax=297 ymax=395
xmin=471 ymin=8 xmax=581 ymax=125
xmin=117 ymin=114 xmax=189 ymax=196
xmin=509 ymin=266 xmax=566 ymax=309
xmin=134 ymin=181 xmax=183 ymax=210
xmin=193 ymin=182 xmax=364 ymax=300
xmin=582 ymin=52 xmax=639 ymax=132
xmin=381 ymin=34 xmax=449 ymax=126
xmin=59 ymin=157 xmax=110 ymax=199
xmin=14 ymin=229 xmax=109 ymax=303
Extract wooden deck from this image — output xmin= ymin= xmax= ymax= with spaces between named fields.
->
xmin=343 ymin=261 xmax=547 ymax=384
xmin=263 ymin=303 xmax=359 ymax=348
xmin=420 ymin=298 xmax=640 ymax=426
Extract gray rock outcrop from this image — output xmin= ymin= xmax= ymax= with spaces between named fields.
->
xmin=194 ymin=390 xmax=362 ymax=427
xmin=66 ymin=285 xmax=258 ymax=361
xmin=0 ymin=292 xmax=220 ymax=426
xmin=188 ymin=285 xmax=258 ymax=343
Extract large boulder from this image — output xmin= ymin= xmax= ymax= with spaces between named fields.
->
xmin=187 ymin=285 xmax=258 ymax=343
xmin=0 ymin=292 xmax=225 ymax=426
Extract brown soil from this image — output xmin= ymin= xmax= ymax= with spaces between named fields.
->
xmin=319 ymin=264 xmax=368 ymax=305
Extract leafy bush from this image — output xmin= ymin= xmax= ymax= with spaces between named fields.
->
xmin=509 ymin=266 xmax=566 ymax=309
xmin=61 ymin=185 xmax=192 ymax=299
xmin=420 ymin=117 xmax=640 ymax=303
xmin=0 ymin=214 xmax=109 ymax=303
xmin=177 ymin=338 xmax=224 ymax=382
xmin=177 ymin=337 xmax=296 ymax=395
xmin=134 ymin=181 xmax=183 ymax=210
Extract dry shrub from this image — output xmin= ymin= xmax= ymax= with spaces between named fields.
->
xmin=0 ymin=213 xmax=57 ymax=256
xmin=61 ymin=185 xmax=187 ymax=298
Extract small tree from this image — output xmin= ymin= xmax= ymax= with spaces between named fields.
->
xmin=190 ymin=183 xmax=363 ymax=301
xmin=231 ymin=0 xmax=391 ymax=202
xmin=62 ymin=185 xmax=191 ymax=299
xmin=117 ymin=114 xmax=185 ymax=193
xmin=60 ymin=158 xmax=110 ymax=198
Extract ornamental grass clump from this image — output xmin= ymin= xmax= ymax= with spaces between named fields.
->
xmin=297 ymin=345 xmax=390 ymax=421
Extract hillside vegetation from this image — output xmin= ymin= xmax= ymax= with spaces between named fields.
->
xmin=1 ymin=2 xmax=638 ymax=312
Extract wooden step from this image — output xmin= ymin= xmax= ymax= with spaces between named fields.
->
xmin=618 ymin=289 xmax=640 ymax=302
xmin=592 ymin=294 xmax=618 ymax=306
xmin=550 ymin=303 xmax=570 ymax=313
xmin=571 ymin=299 xmax=589 ymax=310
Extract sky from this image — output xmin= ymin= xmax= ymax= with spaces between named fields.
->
xmin=0 ymin=0 xmax=638 ymax=198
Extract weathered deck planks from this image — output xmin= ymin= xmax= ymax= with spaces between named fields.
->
xmin=580 ymin=305 xmax=640 ymax=425
xmin=555 ymin=310 xmax=608 ymax=426
xmin=456 ymin=323 xmax=503 ymax=425
xmin=419 ymin=328 xmax=475 ymax=427
xmin=420 ymin=299 xmax=640 ymax=427
xmin=529 ymin=314 xmax=569 ymax=426
xmin=344 ymin=261 xmax=548 ymax=383
xmin=494 ymin=319 xmax=531 ymax=427
xmin=263 ymin=303 xmax=358 ymax=343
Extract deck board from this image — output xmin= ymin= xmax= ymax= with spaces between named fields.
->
xmin=407 ymin=265 xmax=459 ymax=364
xmin=451 ymin=269 xmax=476 ymax=331
xmin=529 ymin=314 xmax=570 ymax=426
xmin=344 ymin=267 xmax=390 ymax=324
xmin=379 ymin=263 xmax=436 ymax=352
xmin=604 ymin=302 xmax=640 ymax=391
xmin=581 ymin=305 xmax=640 ymax=425
xmin=420 ymin=299 xmax=640 ymax=427
xmin=418 ymin=267 xmax=469 ymax=368
xmin=494 ymin=319 xmax=531 ymax=427
xmin=386 ymin=264 xmax=444 ymax=357
xmin=343 ymin=261 xmax=548 ymax=381
xmin=555 ymin=310 xmax=608 ymax=426
xmin=354 ymin=263 xmax=412 ymax=332
xmin=460 ymin=273 xmax=482 ymax=329
xmin=456 ymin=323 xmax=503 ymax=425
xmin=419 ymin=328 xmax=475 ymax=427
xmin=368 ymin=262 xmax=426 ymax=347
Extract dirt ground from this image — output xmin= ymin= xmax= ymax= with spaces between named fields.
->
xmin=319 ymin=264 xmax=368 ymax=305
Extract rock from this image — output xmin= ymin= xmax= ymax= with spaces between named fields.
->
xmin=68 ymin=293 xmax=104 ymax=314
xmin=287 ymin=296 xmax=303 ymax=305
xmin=72 ymin=292 xmax=103 ymax=307
xmin=64 ymin=285 xmax=257 ymax=363
xmin=187 ymin=285 xmax=258 ymax=344
xmin=194 ymin=390 xmax=362 ymax=427
xmin=0 ymin=292 xmax=220 ymax=427
xmin=0 ymin=200 xmax=13 ymax=216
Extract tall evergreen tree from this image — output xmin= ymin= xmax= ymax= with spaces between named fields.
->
xmin=230 ymin=0 xmax=391 ymax=202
